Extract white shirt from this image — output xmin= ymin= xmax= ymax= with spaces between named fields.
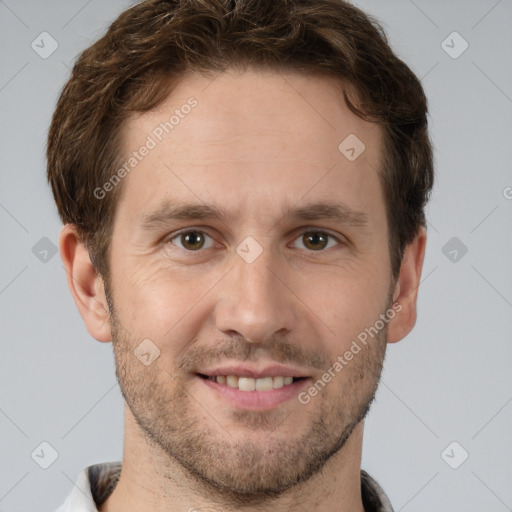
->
xmin=55 ymin=461 xmax=394 ymax=511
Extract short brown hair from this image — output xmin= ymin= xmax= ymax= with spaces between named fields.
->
xmin=47 ymin=0 xmax=434 ymax=280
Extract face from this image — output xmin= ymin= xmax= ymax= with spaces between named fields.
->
xmin=106 ymin=69 xmax=394 ymax=500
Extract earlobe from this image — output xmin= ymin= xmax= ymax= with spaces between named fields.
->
xmin=59 ymin=224 xmax=112 ymax=343
xmin=387 ymin=226 xmax=427 ymax=344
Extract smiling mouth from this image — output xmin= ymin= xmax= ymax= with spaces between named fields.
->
xmin=197 ymin=374 xmax=307 ymax=392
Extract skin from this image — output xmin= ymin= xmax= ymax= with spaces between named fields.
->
xmin=60 ymin=69 xmax=426 ymax=512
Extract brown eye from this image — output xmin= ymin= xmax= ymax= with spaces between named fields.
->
xmin=291 ymin=231 xmax=340 ymax=251
xmin=170 ymin=230 xmax=215 ymax=251
xmin=181 ymin=231 xmax=204 ymax=250
xmin=303 ymin=232 xmax=328 ymax=250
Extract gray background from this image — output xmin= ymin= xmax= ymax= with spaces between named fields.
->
xmin=0 ymin=0 xmax=511 ymax=510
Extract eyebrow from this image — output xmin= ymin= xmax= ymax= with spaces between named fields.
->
xmin=138 ymin=200 xmax=369 ymax=231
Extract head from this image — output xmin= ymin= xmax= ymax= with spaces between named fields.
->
xmin=49 ymin=0 xmax=433 ymax=504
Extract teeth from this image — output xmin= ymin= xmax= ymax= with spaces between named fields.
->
xmin=226 ymin=375 xmax=238 ymax=388
xmin=255 ymin=377 xmax=273 ymax=391
xmin=272 ymin=376 xmax=284 ymax=389
xmin=212 ymin=375 xmax=300 ymax=391
xmin=238 ymin=377 xmax=256 ymax=391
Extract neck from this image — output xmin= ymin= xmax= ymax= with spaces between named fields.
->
xmin=100 ymin=407 xmax=366 ymax=512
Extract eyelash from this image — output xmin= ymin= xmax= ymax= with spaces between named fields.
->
xmin=165 ymin=228 xmax=344 ymax=253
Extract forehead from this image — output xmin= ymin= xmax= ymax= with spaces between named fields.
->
xmin=115 ymin=69 xmax=385 ymax=232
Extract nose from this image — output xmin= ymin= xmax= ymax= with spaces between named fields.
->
xmin=214 ymin=242 xmax=297 ymax=343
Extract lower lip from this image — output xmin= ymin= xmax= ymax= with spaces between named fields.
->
xmin=198 ymin=376 xmax=311 ymax=411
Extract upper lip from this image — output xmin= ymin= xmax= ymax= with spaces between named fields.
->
xmin=197 ymin=363 xmax=311 ymax=379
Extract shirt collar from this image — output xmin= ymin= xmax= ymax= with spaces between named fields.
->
xmin=55 ymin=462 xmax=394 ymax=512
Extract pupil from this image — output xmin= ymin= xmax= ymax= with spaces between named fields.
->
xmin=304 ymin=232 xmax=327 ymax=250
xmin=182 ymin=231 xmax=204 ymax=250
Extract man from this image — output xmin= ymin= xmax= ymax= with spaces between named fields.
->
xmin=48 ymin=0 xmax=433 ymax=510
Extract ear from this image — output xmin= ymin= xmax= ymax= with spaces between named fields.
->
xmin=59 ymin=224 xmax=112 ymax=342
xmin=387 ymin=226 xmax=427 ymax=344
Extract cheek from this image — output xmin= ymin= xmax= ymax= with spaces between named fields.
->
xmin=112 ymin=259 xmax=222 ymax=351
xmin=301 ymin=265 xmax=390 ymax=351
